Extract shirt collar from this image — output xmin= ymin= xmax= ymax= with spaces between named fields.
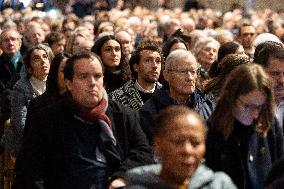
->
xmin=134 ymin=80 xmax=157 ymax=93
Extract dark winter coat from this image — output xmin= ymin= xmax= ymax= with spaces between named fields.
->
xmin=205 ymin=119 xmax=284 ymax=189
xmin=13 ymin=98 xmax=154 ymax=189
xmin=139 ymin=87 xmax=214 ymax=143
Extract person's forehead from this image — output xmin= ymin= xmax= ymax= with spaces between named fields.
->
xmin=140 ymin=49 xmax=160 ymax=57
xmin=30 ymin=27 xmax=44 ymax=34
xmin=267 ymin=57 xmax=284 ymax=69
xmin=103 ymin=39 xmax=120 ymax=47
xmin=2 ymin=30 xmax=18 ymax=38
xmin=116 ymin=31 xmax=131 ymax=40
xmin=171 ymin=56 xmax=197 ymax=68
xmin=241 ymin=26 xmax=255 ymax=33
xmin=31 ymin=49 xmax=47 ymax=56
xmin=165 ymin=115 xmax=205 ymax=134
xmin=74 ymin=58 xmax=102 ymax=71
xmin=204 ymin=42 xmax=218 ymax=49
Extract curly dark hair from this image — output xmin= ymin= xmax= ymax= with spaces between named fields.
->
xmin=129 ymin=43 xmax=163 ymax=80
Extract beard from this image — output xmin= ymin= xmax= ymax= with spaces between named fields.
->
xmin=144 ymin=76 xmax=158 ymax=84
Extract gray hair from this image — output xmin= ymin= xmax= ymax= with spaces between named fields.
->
xmin=165 ymin=49 xmax=197 ymax=70
xmin=192 ymin=37 xmax=220 ymax=57
xmin=0 ymin=28 xmax=22 ymax=44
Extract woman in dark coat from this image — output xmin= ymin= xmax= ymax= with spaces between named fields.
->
xmin=205 ymin=64 xmax=284 ymax=189
xmin=92 ymin=35 xmax=131 ymax=93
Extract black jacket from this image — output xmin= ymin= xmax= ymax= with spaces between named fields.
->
xmin=13 ymin=98 xmax=154 ymax=189
xmin=205 ymin=119 xmax=284 ymax=189
xmin=0 ymin=53 xmax=23 ymax=92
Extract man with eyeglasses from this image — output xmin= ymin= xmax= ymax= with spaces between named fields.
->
xmin=110 ymin=44 xmax=162 ymax=110
xmin=139 ymin=49 xmax=214 ymax=143
xmin=0 ymin=29 xmax=23 ymax=138
xmin=254 ymin=41 xmax=284 ymax=131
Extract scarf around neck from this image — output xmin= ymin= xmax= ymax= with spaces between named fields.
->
xmin=79 ymin=90 xmax=121 ymax=166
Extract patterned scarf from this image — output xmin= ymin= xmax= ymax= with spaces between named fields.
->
xmin=80 ymin=90 xmax=121 ymax=166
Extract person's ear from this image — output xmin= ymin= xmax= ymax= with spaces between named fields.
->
xmin=163 ymin=70 xmax=169 ymax=82
xmin=153 ymin=137 xmax=162 ymax=157
xmin=133 ymin=63 xmax=138 ymax=72
xmin=65 ymin=79 xmax=72 ymax=91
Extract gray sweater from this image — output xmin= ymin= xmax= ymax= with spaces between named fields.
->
xmin=125 ymin=164 xmax=238 ymax=189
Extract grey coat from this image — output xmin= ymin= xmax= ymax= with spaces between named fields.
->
xmin=1 ymin=73 xmax=38 ymax=156
xmin=124 ymin=164 xmax=237 ymax=189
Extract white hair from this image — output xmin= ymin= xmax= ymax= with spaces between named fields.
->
xmin=165 ymin=49 xmax=197 ymax=70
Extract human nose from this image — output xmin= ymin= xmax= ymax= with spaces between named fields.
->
xmin=250 ymin=108 xmax=261 ymax=119
xmin=181 ymin=141 xmax=194 ymax=154
xmin=186 ymin=71 xmax=195 ymax=80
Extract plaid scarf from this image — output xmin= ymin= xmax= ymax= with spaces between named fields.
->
xmin=80 ymin=90 xmax=121 ymax=166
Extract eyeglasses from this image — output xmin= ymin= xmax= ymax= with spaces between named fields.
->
xmin=167 ymin=69 xmax=197 ymax=76
xmin=238 ymin=98 xmax=264 ymax=112
xmin=2 ymin=37 xmax=19 ymax=43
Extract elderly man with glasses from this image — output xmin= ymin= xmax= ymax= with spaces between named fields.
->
xmin=139 ymin=49 xmax=214 ymax=143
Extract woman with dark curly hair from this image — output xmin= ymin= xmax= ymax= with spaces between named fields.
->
xmin=92 ymin=35 xmax=131 ymax=93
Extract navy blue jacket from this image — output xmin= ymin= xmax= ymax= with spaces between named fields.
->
xmin=139 ymin=87 xmax=214 ymax=143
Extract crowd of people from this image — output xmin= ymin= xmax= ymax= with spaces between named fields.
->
xmin=0 ymin=1 xmax=284 ymax=189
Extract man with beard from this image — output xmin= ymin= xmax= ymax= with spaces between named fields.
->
xmin=110 ymin=44 xmax=162 ymax=110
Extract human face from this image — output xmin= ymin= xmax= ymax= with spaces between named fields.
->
xmin=65 ymin=58 xmax=104 ymax=109
xmin=29 ymin=28 xmax=45 ymax=46
xmin=101 ymin=40 xmax=121 ymax=71
xmin=57 ymin=58 xmax=67 ymax=94
xmin=235 ymin=45 xmax=246 ymax=55
xmin=164 ymin=56 xmax=197 ymax=102
xmin=51 ymin=38 xmax=66 ymax=55
xmin=234 ymin=89 xmax=266 ymax=126
xmin=155 ymin=114 xmax=206 ymax=181
xmin=266 ymin=57 xmax=284 ymax=103
xmin=29 ymin=49 xmax=50 ymax=80
xmin=240 ymin=26 xmax=256 ymax=49
xmin=101 ymin=25 xmax=114 ymax=33
xmin=197 ymin=42 xmax=218 ymax=71
xmin=0 ymin=30 xmax=21 ymax=56
xmin=63 ymin=22 xmax=76 ymax=38
xmin=134 ymin=50 xmax=161 ymax=84
xmin=72 ymin=35 xmax=85 ymax=54
xmin=115 ymin=31 xmax=134 ymax=56
xmin=170 ymin=42 xmax=187 ymax=53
